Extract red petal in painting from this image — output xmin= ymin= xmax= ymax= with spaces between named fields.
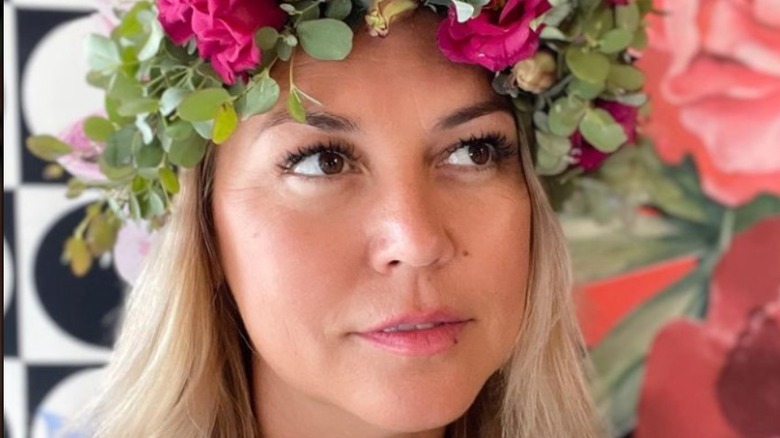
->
xmin=636 ymin=217 xmax=780 ymax=437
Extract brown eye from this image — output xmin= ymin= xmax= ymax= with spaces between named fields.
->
xmin=318 ymin=151 xmax=345 ymax=175
xmin=468 ymin=143 xmax=491 ymax=165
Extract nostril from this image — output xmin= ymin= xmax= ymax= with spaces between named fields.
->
xmin=389 ymin=260 xmax=400 ymax=267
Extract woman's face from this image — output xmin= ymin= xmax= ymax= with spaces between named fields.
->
xmin=213 ymin=11 xmax=531 ymax=437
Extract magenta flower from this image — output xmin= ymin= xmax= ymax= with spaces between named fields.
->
xmin=436 ymin=0 xmax=551 ymax=72
xmin=571 ymin=100 xmax=638 ymax=170
xmin=157 ymin=0 xmax=287 ymax=84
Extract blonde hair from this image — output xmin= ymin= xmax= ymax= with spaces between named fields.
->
xmin=85 ymin=126 xmax=603 ymax=437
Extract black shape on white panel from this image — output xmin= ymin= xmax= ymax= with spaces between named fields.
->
xmin=27 ymin=365 xmax=101 ymax=438
xmin=16 ymin=8 xmax=89 ymax=184
xmin=4 ymin=191 xmax=18 ymax=357
xmin=4 ymin=416 xmax=9 ymax=438
xmin=34 ymin=206 xmax=123 ymax=348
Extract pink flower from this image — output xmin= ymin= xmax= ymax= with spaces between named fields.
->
xmin=436 ymin=0 xmax=551 ymax=72
xmin=113 ymin=221 xmax=157 ymax=285
xmin=636 ymin=217 xmax=780 ymax=438
xmin=157 ymin=0 xmax=287 ymax=84
xmin=571 ymin=100 xmax=638 ymax=170
xmin=636 ymin=0 xmax=780 ymax=206
xmin=57 ymin=116 xmax=108 ymax=182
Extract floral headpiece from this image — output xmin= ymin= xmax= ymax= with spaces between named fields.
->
xmin=27 ymin=0 xmax=652 ymax=276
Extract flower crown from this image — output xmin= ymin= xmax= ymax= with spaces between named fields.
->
xmin=27 ymin=0 xmax=651 ymax=276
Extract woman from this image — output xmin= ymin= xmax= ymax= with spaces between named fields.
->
xmin=25 ymin=0 xmax=649 ymax=435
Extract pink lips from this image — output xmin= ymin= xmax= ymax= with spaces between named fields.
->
xmin=356 ymin=311 xmax=471 ymax=357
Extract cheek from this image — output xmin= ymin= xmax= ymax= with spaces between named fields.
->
xmin=214 ymin=194 xmax=363 ymax=349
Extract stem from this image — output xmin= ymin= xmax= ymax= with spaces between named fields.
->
xmin=717 ymin=209 xmax=735 ymax=255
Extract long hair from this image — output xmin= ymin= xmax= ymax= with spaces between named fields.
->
xmin=84 ymin=123 xmax=603 ymax=436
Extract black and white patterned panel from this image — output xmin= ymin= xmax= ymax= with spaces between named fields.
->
xmin=4 ymin=1 xmax=127 ymax=437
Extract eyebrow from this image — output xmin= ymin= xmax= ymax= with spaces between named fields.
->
xmin=260 ymin=98 xmax=514 ymax=133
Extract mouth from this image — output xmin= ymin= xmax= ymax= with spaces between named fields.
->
xmin=356 ymin=311 xmax=473 ymax=357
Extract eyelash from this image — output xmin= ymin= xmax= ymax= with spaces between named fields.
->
xmin=277 ymin=132 xmax=516 ymax=173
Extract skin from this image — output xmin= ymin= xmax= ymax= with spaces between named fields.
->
xmin=212 ymin=10 xmax=531 ymax=438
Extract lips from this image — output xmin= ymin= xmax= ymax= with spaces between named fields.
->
xmin=356 ymin=310 xmax=472 ymax=356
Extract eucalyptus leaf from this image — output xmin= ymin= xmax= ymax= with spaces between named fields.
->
xmin=567 ymin=78 xmax=605 ymax=100
xmin=66 ymin=178 xmax=87 ymax=199
xmin=540 ymin=26 xmax=568 ymax=41
xmin=177 ymin=88 xmax=231 ymax=122
xmin=64 ymin=237 xmax=92 ymax=277
xmin=631 ymin=26 xmax=648 ymax=50
xmin=325 ymin=0 xmax=352 ymax=20
xmin=137 ymin=11 xmax=164 ymax=61
xmin=579 ymin=108 xmax=627 ymax=152
xmin=599 ymin=28 xmax=633 ymax=54
xmin=84 ymin=116 xmax=116 ymax=142
xmin=26 ymin=135 xmax=73 ymax=161
xmin=105 ymin=126 xmax=139 ymax=168
xmin=296 ymin=19 xmax=353 ymax=61
xmin=565 ymin=47 xmax=610 ymax=84
xmin=212 ymin=103 xmax=239 ymax=144
xmin=583 ymin=8 xmax=613 ymax=40
xmin=160 ymin=87 xmax=190 ymax=116
xmin=236 ymin=75 xmax=280 ymax=119
xmin=192 ymin=120 xmax=215 ymax=139
xmin=255 ymin=27 xmax=280 ymax=51
xmin=452 ymin=0 xmax=475 ymax=22
xmin=118 ymin=98 xmax=159 ymax=117
xmin=535 ymin=131 xmax=572 ymax=175
xmin=607 ymin=64 xmax=645 ymax=91
xmin=99 ymin=155 xmax=135 ymax=181
xmin=616 ymin=3 xmax=640 ymax=32
xmin=135 ymin=141 xmax=164 ymax=168
xmin=169 ymin=135 xmax=207 ymax=168
xmin=85 ymin=34 xmax=121 ymax=72
xmin=548 ymin=97 xmax=586 ymax=137
xmin=109 ymin=72 xmax=144 ymax=100
xmin=159 ymin=167 xmax=180 ymax=195
xmin=277 ymin=40 xmax=293 ymax=61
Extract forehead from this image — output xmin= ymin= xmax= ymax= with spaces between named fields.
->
xmin=268 ymin=10 xmax=499 ymax=130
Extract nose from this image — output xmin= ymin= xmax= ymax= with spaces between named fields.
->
xmin=367 ymin=176 xmax=456 ymax=274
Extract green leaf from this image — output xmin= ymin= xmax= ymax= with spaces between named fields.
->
xmin=104 ymin=127 xmax=139 ymax=168
xmin=66 ymin=178 xmax=87 ymax=199
xmin=734 ymin=196 xmax=780 ymax=234
xmin=565 ymin=47 xmax=610 ymax=84
xmin=255 ymin=27 xmax=280 ymax=51
xmin=165 ymin=121 xmax=195 ymax=142
xmin=169 ymin=136 xmax=208 ymax=168
xmin=159 ymin=167 xmax=180 ymax=195
xmin=177 ymin=88 xmax=232 ymax=122
xmin=535 ymin=131 xmax=572 ymax=175
xmin=567 ymin=78 xmax=605 ymax=100
xmin=83 ymin=116 xmax=115 ymax=142
xmin=452 ymin=0 xmax=475 ymax=22
xmin=160 ymin=87 xmax=190 ymax=116
xmin=591 ymin=263 xmax=712 ymax=436
xmin=287 ymin=90 xmax=307 ymax=123
xmin=118 ymin=98 xmax=160 ymax=116
xmin=108 ymin=72 xmax=144 ymax=100
xmin=212 ymin=103 xmax=239 ymax=144
xmin=236 ymin=75 xmax=280 ymax=119
xmin=599 ymin=28 xmax=633 ymax=54
xmin=137 ymin=10 xmax=164 ymax=61
xmin=85 ymin=34 xmax=121 ymax=72
xmin=615 ymin=3 xmax=640 ymax=32
xmin=583 ymin=7 xmax=614 ymax=40
xmin=579 ymin=108 xmax=628 ymax=152
xmin=607 ymin=64 xmax=646 ymax=91
xmin=325 ymin=0 xmax=352 ymax=20
xmin=296 ymin=19 xmax=353 ymax=61
xmin=192 ymin=120 xmax=215 ymax=139
xmin=631 ymin=26 xmax=648 ymax=50
xmin=548 ymin=97 xmax=586 ymax=137
xmin=64 ymin=237 xmax=92 ymax=276
xmin=135 ymin=141 xmax=164 ymax=168
xmin=277 ymin=40 xmax=294 ymax=61
xmin=26 ymin=135 xmax=72 ymax=161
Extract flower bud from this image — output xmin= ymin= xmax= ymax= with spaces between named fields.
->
xmin=365 ymin=0 xmax=419 ymax=37
xmin=511 ymin=50 xmax=557 ymax=94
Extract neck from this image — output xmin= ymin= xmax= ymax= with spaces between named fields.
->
xmin=252 ymin=358 xmax=448 ymax=438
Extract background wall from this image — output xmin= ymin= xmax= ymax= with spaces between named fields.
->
xmin=4 ymin=2 xmax=126 ymax=437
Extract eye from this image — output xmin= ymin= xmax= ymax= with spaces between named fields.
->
xmin=280 ymin=142 xmax=358 ymax=177
xmin=447 ymin=143 xmax=493 ymax=166
xmin=292 ymin=150 xmax=347 ymax=176
xmin=444 ymin=133 xmax=515 ymax=168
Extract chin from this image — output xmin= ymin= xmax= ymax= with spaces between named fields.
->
xmin=350 ymin=379 xmax=482 ymax=434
